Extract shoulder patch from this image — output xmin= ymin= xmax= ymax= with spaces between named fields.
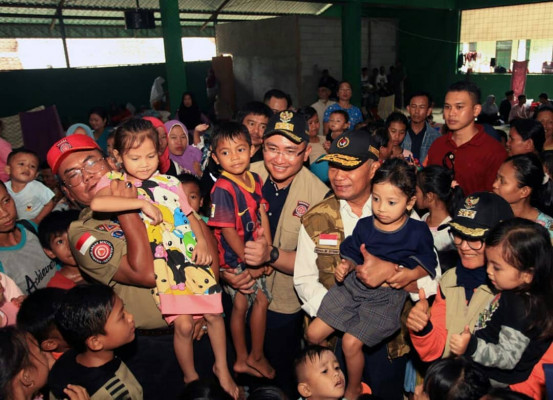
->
xmin=89 ymin=240 xmax=114 ymax=264
xmin=293 ymin=201 xmax=310 ymax=218
xmin=75 ymin=233 xmax=97 ymax=255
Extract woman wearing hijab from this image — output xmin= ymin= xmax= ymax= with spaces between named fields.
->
xmin=164 ymin=120 xmax=202 ymax=177
xmin=176 ymin=92 xmax=209 ymax=146
xmin=65 ymin=123 xmax=94 ymax=139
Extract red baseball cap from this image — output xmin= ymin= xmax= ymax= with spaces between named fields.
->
xmin=47 ymin=135 xmax=100 ymax=175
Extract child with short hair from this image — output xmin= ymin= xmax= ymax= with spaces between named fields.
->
xmin=324 ymin=110 xmax=350 ymax=151
xmin=48 ymin=284 xmax=142 ymax=399
xmin=307 ymin=158 xmax=437 ymax=400
xmin=90 ymin=118 xmax=238 ymax=398
xmin=5 ymin=149 xmax=54 ymax=224
xmin=16 ymin=287 xmax=70 ymax=355
xmin=294 ymin=345 xmax=345 ymax=400
xmin=38 ymin=210 xmax=83 ymax=289
xmin=208 ymin=122 xmax=274 ymax=379
xmin=178 ymin=172 xmax=206 ymax=220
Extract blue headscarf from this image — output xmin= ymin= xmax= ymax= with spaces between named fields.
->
xmin=66 ymin=123 xmax=94 ymax=139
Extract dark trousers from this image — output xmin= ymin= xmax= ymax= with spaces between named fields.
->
xmin=335 ymin=337 xmax=408 ymax=400
xmin=117 ymin=330 xmax=215 ymax=400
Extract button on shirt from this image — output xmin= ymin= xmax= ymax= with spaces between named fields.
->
xmin=263 ymin=179 xmax=290 ymax=239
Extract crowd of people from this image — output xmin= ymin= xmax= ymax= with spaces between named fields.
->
xmin=1 ymin=77 xmax=553 ymax=400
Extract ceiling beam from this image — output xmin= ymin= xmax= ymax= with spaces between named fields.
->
xmin=200 ymin=0 xmax=232 ymax=30
xmin=0 ymin=2 xmax=288 ymax=16
xmin=0 ymin=13 xmax=251 ymax=24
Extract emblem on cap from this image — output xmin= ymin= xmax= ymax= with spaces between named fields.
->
xmin=56 ymin=139 xmax=72 ymax=153
xmin=337 ymin=137 xmax=350 ymax=148
xmin=275 ymin=111 xmax=294 ymax=133
xmin=464 ymin=196 xmax=480 ymax=209
xmin=279 ymin=111 xmax=293 ymax=122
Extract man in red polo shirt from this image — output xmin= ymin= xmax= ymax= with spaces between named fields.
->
xmin=425 ymin=81 xmax=507 ymax=195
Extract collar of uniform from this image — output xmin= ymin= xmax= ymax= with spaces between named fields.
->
xmin=338 ymin=196 xmax=372 ymax=219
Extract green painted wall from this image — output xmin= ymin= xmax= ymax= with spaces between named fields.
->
xmin=468 ymin=73 xmax=553 ymax=102
xmin=326 ymin=2 xmax=553 ymax=106
xmin=1 ymin=61 xmax=211 ymax=127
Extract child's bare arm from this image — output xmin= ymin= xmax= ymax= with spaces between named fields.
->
xmin=188 ymin=214 xmax=212 ymax=265
xmin=32 ymin=199 xmax=55 ymax=224
xmin=91 ymin=187 xmax=162 ymax=224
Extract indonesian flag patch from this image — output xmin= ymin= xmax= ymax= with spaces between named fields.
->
xmin=75 ymin=232 xmax=97 ymax=255
xmin=319 ymin=233 xmax=338 ymax=246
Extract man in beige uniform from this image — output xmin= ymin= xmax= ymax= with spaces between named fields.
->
xmin=222 ymin=111 xmax=328 ymax=397
xmin=46 ymin=135 xmax=213 ymax=400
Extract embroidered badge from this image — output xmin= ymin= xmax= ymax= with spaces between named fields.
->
xmin=319 ymin=233 xmax=339 ymax=246
xmin=337 ymin=137 xmax=350 ymax=148
xmin=26 ymin=205 xmax=32 ymax=212
xmin=293 ymin=201 xmax=309 ymax=218
xmin=464 ymin=196 xmax=480 ymax=209
xmin=56 ymin=139 xmax=72 ymax=153
xmin=89 ymin=240 xmax=114 ymax=264
xmin=75 ymin=232 xmax=97 ymax=255
xmin=111 ymin=229 xmax=124 ymax=239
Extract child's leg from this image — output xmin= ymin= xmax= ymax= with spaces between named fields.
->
xmin=204 ymin=313 xmax=239 ymax=400
xmin=246 ymin=290 xmax=275 ymax=379
xmin=173 ymin=315 xmax=198 ymax=383
xmin=342 ymin=333 xmax=365 ymax=400
xmin=231 ymin=292 xmax=263 ymax=377
xmin=306 ymin=317 xmax=336 ymax=345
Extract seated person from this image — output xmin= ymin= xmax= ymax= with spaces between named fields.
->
xmin=49 ymin=284 xmax=142 ymax=399
xmin=38 ymin=210 xmax=84 ymax=289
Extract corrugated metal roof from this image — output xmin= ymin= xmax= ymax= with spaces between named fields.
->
xmin=0 ymin=0 xmax=332 ymax=38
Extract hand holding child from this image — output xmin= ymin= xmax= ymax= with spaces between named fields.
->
xmin=449 ymin=325 xmax=471 ymax=355
xmin=387 ymin=265 xmax=417 ymax=289
xmin=335 ymin=259 xmax=354 ymax=282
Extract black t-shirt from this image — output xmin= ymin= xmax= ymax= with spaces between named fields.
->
xmin=407 ymin=125 xmax=425 ymax=160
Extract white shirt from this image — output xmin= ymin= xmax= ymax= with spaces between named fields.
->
xmin=294 ymin=196 xmax=439 ymax=317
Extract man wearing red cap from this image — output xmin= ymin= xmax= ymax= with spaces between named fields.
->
xmin=46 ymin=135 xmax=212 ymax=399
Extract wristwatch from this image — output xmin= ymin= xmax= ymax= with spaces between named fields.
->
xmin=269 ymin=245 xmax=279 ymax=264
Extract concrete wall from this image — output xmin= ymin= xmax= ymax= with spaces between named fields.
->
xmin=216 ymin=15 xmax=392 ymax=109
xmin=297 ymin=17 xmax=373 ymax=106
xmin=216 ymin=16 xmax=300 ymax=108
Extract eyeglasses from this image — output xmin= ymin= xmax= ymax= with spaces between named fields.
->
xmin=442 ymin=151 xmax=455 ymax=177
xmin=62 ymin=157 xmax=106 ymax=188
xmin=263 ymin=144 xmax=307 ymax=159
xmin=449 ymin=232 xmax=484 ymax=251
